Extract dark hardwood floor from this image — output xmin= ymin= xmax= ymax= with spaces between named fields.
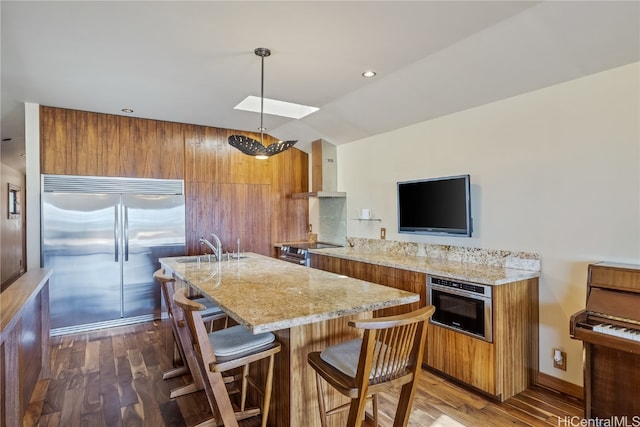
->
xmin=24 ymin=321 xmax=583 ymax=427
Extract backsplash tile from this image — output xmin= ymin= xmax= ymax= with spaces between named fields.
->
xmin=345 ymin=237 xmax=540 ymax=272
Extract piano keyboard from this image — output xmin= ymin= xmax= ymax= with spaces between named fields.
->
xmin=593 ymin=323 xmax=640 ymax=341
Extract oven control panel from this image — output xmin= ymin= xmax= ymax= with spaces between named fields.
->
xmin=428 ymin=276 xmax=491 ymax=297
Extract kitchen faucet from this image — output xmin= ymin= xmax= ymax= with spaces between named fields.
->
xmin=199 ymin=233 xmax=222 ymax=261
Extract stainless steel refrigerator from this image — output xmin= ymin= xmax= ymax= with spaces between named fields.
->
xmin=41 ymin=175 xmax=186 ymax=335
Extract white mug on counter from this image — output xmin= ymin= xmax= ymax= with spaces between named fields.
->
xmin=359 ymin=208 xmax=373 ymax=219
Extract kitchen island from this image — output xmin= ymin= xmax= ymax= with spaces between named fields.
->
xmin=160 ymin=253 xmax=419 ymax=427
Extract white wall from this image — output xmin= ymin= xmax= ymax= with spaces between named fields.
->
xmin=25 ymin=102 xmax=41 ymax=270
xmin=338 ymin=62 xmax=640 ymax=386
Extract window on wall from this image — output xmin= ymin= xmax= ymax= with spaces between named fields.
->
xmin=8 ymin=184 xmax=20 ymax=219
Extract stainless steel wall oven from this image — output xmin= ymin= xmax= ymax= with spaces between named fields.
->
xmin=427 ymin=275 xmax=493 ymax=342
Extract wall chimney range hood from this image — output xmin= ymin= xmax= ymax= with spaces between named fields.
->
xmin=292 ymin=139 xmax=346 ymax=199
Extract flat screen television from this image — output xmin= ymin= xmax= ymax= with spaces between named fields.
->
xmin=397 ymin=174 xmax=472 ymax=237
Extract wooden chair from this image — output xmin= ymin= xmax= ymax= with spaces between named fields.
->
xmin=174 ymin=287 xmax=281 ymax=427
xmin=307 ymin=305 xmax=435 ymax=427
xmin=153 ymin=269 xmax=227 ymax=398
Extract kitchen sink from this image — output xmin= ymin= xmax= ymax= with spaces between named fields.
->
xmin=175 ymin=256 xmax=206 ymax=263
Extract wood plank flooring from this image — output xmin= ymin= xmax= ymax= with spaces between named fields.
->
xmin=24 ymin=321 xmax=583 ymax=427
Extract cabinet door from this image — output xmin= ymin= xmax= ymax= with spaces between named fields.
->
xmin=118 ymin=117 xmax=184 ymax=179
xmin=74 ymin=110 xmax=119 ymax=176
xmin=426 ymin=324 xmax=496 ymax=396
xmin=309 ymin=254 xmax=343 ymax=275
xmin=41 ymin=106 xmax=75 ymax=174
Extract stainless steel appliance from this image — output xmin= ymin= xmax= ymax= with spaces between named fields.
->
xmin=41 ymin=175 xmax=186 ymax=335
xmin=279 ymin=242 xmax=342 ymax=266
xmin=427 ymin=275 xmax=493 ymax=342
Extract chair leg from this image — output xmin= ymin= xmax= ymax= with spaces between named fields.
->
xmin=240 ymin=364 xmax=249 ymax=412
xmin=260 ymin=354 xmax=275 ymax=427
xmin=169 ymin=382 xmax=202 ymax=399
xmin=162 ymin=365 xmax=188 ymax=380
xmin=315 ymin=372 xmax=328 ymax=427
xmin=372 ymin=393 xmax=378 ymax=427
xmin=346 ymin=392 xmax=369 ymax=427
xmin=392 ymin=379 xmax=419 ymax=427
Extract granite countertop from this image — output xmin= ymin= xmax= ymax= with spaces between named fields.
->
xmin=308 ymin=247 xmax=539 ymax=285
xmin=160 ymin=253 xmax=419 ymax=334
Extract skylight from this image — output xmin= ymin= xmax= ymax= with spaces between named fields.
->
xmin=234 ymin=96 xmax=319 ymax=120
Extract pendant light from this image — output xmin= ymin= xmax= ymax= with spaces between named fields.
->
xmin=228 ymin=48 xmax=297 ymax=160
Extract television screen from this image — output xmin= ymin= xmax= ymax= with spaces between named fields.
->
xmin=397 ymin=174 xmax=472 ymax=236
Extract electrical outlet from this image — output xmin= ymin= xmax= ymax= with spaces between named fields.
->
xmin=553 ymin=348 xmax=567 ymax=371
xmin=380 ymin=227 xmax=386 ymax=240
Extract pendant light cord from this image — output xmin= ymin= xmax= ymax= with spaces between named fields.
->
xmin=260 ymin=53 xmax=265 ymax=145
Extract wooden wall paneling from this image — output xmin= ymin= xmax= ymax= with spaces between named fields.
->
xmin=210 ymin=127 xmax=231 ymax=184
xmin=71 ymin=110 xmax=90 ymax=175
xmin=119 ymin=116 xmax=169 ymax=178
xmin=184 ymin=124 xmax=208 ymax=183
xmin=74 ymin=111 xmax=120 ymax=177
xmin=117 ymin=116 xmax=140 ymax=177
xmin=40 ymin=106 xmax=75 ymax=174
xmin=185 ymin=182 xmax=220 ymax=256
xmin=1 ymin=165 xmax=25 ymax=287
xmin=40 ymin=107 xmax=310 ymax=258
xmin=155 ymin=121 xmax=184 ymax=180
xmin=223 ymin=184 xmax=272 ymax=256
xmin=226 ymin=130 xmax=274 ymax=185
xmin=286 ymin=149 xmax=309 ymax=243
xmin=270 ymin=148 xmax=309 ymax=246
xmin=184 ymin=182 xmax=199 ymax=255
xmin=184 ymin=125 xmax=228 ymax=183
xmin=269 ymin=152 xmax=285 ymax=254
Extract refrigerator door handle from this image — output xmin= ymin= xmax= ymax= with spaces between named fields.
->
xmin=124 ymin=206 xmax=129 ymax=262
xmin=114 ymin=205 xmax=119 ymax=262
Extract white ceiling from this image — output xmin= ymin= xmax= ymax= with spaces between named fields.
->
xmin=2 ymin=1 xmax=639 ymax=173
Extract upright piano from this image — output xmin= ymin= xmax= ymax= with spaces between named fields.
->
xmin=570 ymin=262 xmax=640 ymax=417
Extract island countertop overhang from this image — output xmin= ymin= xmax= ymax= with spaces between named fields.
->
xmin=160 ymin=253 xmax=420 ymax=334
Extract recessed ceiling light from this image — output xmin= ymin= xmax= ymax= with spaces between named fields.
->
xmin=362 ymin=70 xmax=376 ymax=78
xmin=234 ymin=96 xmax=319 ymax=120
xmin=121 ymin=108 xmax=134 ymax=113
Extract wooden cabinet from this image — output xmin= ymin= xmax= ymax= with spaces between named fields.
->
xmin=309 ymin=254 xmax=426 ymax=317
xmin=426 ymin=277 xmax=538 ymax=401
xmin=39 ymin=106 xmax=310 ymax=258
xmin=118 ymin=116 xmax=183 ymax=179
xmin=1 ymin=270 xmax=52 ymax=427
xmin=309 ymin=253 xmax=538 ymax=401
xmin=41 ymin=106 xmax=184 ymax=179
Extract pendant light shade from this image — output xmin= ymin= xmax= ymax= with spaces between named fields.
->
xmin=228 ymin=48 xmax=297 ymax=159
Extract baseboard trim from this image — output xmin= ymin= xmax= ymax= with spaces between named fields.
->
xmin=535 ymin=371 xmax=583 ymax=400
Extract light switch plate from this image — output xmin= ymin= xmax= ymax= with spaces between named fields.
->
xmin=380 ymin=227 xmax=386 ymax=240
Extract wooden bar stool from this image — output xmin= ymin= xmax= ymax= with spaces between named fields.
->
xmin=307 ymin=305 xmax=435 ymax=427
xmin=153 ymin=269 xmax=227 ymax=398
xmin=173 ymin=287 xmax=281 ymax=427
